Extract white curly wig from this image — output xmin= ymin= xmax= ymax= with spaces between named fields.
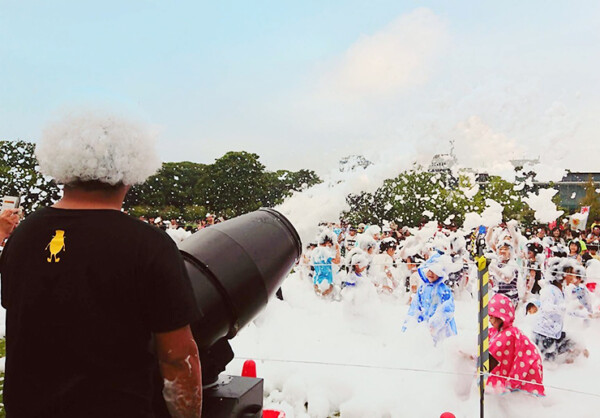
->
xmin=36 ymin=112 xmax=162 ymax=186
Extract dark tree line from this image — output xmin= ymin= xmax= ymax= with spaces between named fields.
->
xmin=0 ymin=140 xmax=61 ymax=212
xmin=118 ymin=151 xmax=322 ymax=220
xmin=0 ymin=142 xmax=321 ymax=222
xmin=4 ymin=140 xmax=582 ymax=229
xmin=341 ymin=169 xmax=538 ymax=227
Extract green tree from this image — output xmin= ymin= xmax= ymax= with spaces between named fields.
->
xmin=128 ymin=205 xmax=157 ymax=218
xmin=343 ymin=170 xmax=467 ymax=227
xmin=0 ymin=140 xmax=60 ymax=213
xmin=473 ymin=175 xmax=531 ymax=222
xmin=579 ymin=175 xmax=600 ymax=224
xmin=342 ymin=169 xmax=543 ymax=228
xmin=342 ymin=191 xmax=380 ymax=225
xmin=125 ymin=161 xmax=207 ymax=209
xmin=182 ymin=205 xmax=207 ymax=222
xmin=196 ymin=151 xmax=269 ymax=217
xmin=263 ymin=169 xmax=321 ymax=207
xmin=125 ymin=152 xmax=321 ymax=220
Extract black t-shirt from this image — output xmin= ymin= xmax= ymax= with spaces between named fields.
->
xmin=0 ymin=207 xmax=200 ymax=418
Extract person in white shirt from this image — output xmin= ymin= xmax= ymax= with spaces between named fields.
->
xmin=532 ymin=258 xmax=589 ymax=363
xmin=371 ymin=238 xmax=399 ymax=294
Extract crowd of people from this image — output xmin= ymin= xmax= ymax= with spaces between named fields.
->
xmin=136 ymin=212 xmax=226 ymax=232
xmin=298 ymin=217 xmax=600 ymax=396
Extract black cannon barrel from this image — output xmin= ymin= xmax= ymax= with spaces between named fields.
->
xmin=178 ymin=208 xmax=301 ymax=350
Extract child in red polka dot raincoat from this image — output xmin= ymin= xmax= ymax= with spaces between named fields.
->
xmin=487 ymin=293 xmax=545 ymax=396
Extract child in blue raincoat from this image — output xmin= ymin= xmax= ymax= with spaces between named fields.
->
xmin=402 ymin=253 xmax=457 ymax=344
xmin=310 ymin=230 xmax=341 ymax=296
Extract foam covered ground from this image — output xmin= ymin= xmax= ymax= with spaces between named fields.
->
xmin=226 ymin=273 xmax=600 ymax=418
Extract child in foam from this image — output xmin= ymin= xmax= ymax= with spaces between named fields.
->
xmin=487 ymin=293 xmax=545 ymax=396
xmin=532 ymin=258 xmax=589 ymax=363
xmin=402 ymin=253 xmax=457 ymax=345
xmin=345 ymin=234 xmax=377 ymax=271
xmin=564 ymin=263 xmax=597 ymax=320
xmin=371 ymin=238 xmax=400 ymax=294
xmin=364 ymin=224 xmax=382 ymax=242
xmin=343 ymin=226 xmax=359 ymax=253
xmin=300 ymin=242 xmax=318 ymax=282
xmin=489 ymin=241 xmax=520 ymax=306
xmin=342 ymin=253 xmax=369 ymax=289
xmin=525 ymin=262 xmax=543 ymax=296
xmin=310 ymin=230 xmax=341 ymax=296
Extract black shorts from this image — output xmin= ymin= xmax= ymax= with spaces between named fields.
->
xmin=533 ymin=331 xmax=574 ymax=361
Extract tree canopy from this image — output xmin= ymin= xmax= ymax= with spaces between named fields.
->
xmin=0 ymin=139 xmax=583 ymax=229
xmin=0 ymin=140 xmax=61 ymax=212
xmin=0 ymin=141 xmax=321 ymax=221
xmin=342 ymin=168 xmax=537 ymax=227
xmin=579 ymin=175 xmax=600 ymax=223
xmin=125 ymin=151 xmax=321 ymax=220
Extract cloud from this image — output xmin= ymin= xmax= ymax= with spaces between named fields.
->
xmin=317 ymin=8 xmax=448 ymax=102
xmin=452 ymin=116 xmax=526 ymax=175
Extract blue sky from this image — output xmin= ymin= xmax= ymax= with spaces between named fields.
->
xmin=2 ymin=1 xmax=599 ymax=175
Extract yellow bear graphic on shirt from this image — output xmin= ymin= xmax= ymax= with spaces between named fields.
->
xmin=46 ymin=230 xmax=66 ymax=263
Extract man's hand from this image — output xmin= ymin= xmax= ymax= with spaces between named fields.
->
xmin=155 ymin=325 xmax=202 ymax=418
xmin=0 ymin=208 xmax=20 ymax=242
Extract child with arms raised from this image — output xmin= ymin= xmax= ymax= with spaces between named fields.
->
xmin=489 ymin=241 xmax=520 ymax=306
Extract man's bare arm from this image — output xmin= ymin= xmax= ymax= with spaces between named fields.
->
xmin=155 ymin=325 xmax=202 ymax=418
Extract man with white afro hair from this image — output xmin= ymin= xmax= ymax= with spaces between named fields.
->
xmin=36 ymin=112 xmax=162 ymax=187
xmin=0 ymin=112 xmax=202 ymax=417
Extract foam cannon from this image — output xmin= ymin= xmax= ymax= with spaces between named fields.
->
xmin=153 ymin=208 xmax=301 ymax=418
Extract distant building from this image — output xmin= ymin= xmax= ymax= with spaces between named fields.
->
xmin=552 ymin=172 xmax=600 ymax=212
xmin=428 ymin=140 xmax=457 ymax=174
xmin=428 ymin=153 xmax=457 ymax=173
xmin=510 ymin=158 xmax=540 ymax=170
xmin=427 ymin=149 xmax=598 ymax=213
xmin=339 ymin=155 xmax=372 ymax=172
xmin=475 ymin=173 xmax=490 ymax=184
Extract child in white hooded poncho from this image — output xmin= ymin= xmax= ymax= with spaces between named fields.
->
xmin=343 ymin=253 xmax=369 ymax=289
xmin=371 ymin=238 xmax=399 ymax=294
xmin=532 ymin=258 xmax=590 ymax=363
